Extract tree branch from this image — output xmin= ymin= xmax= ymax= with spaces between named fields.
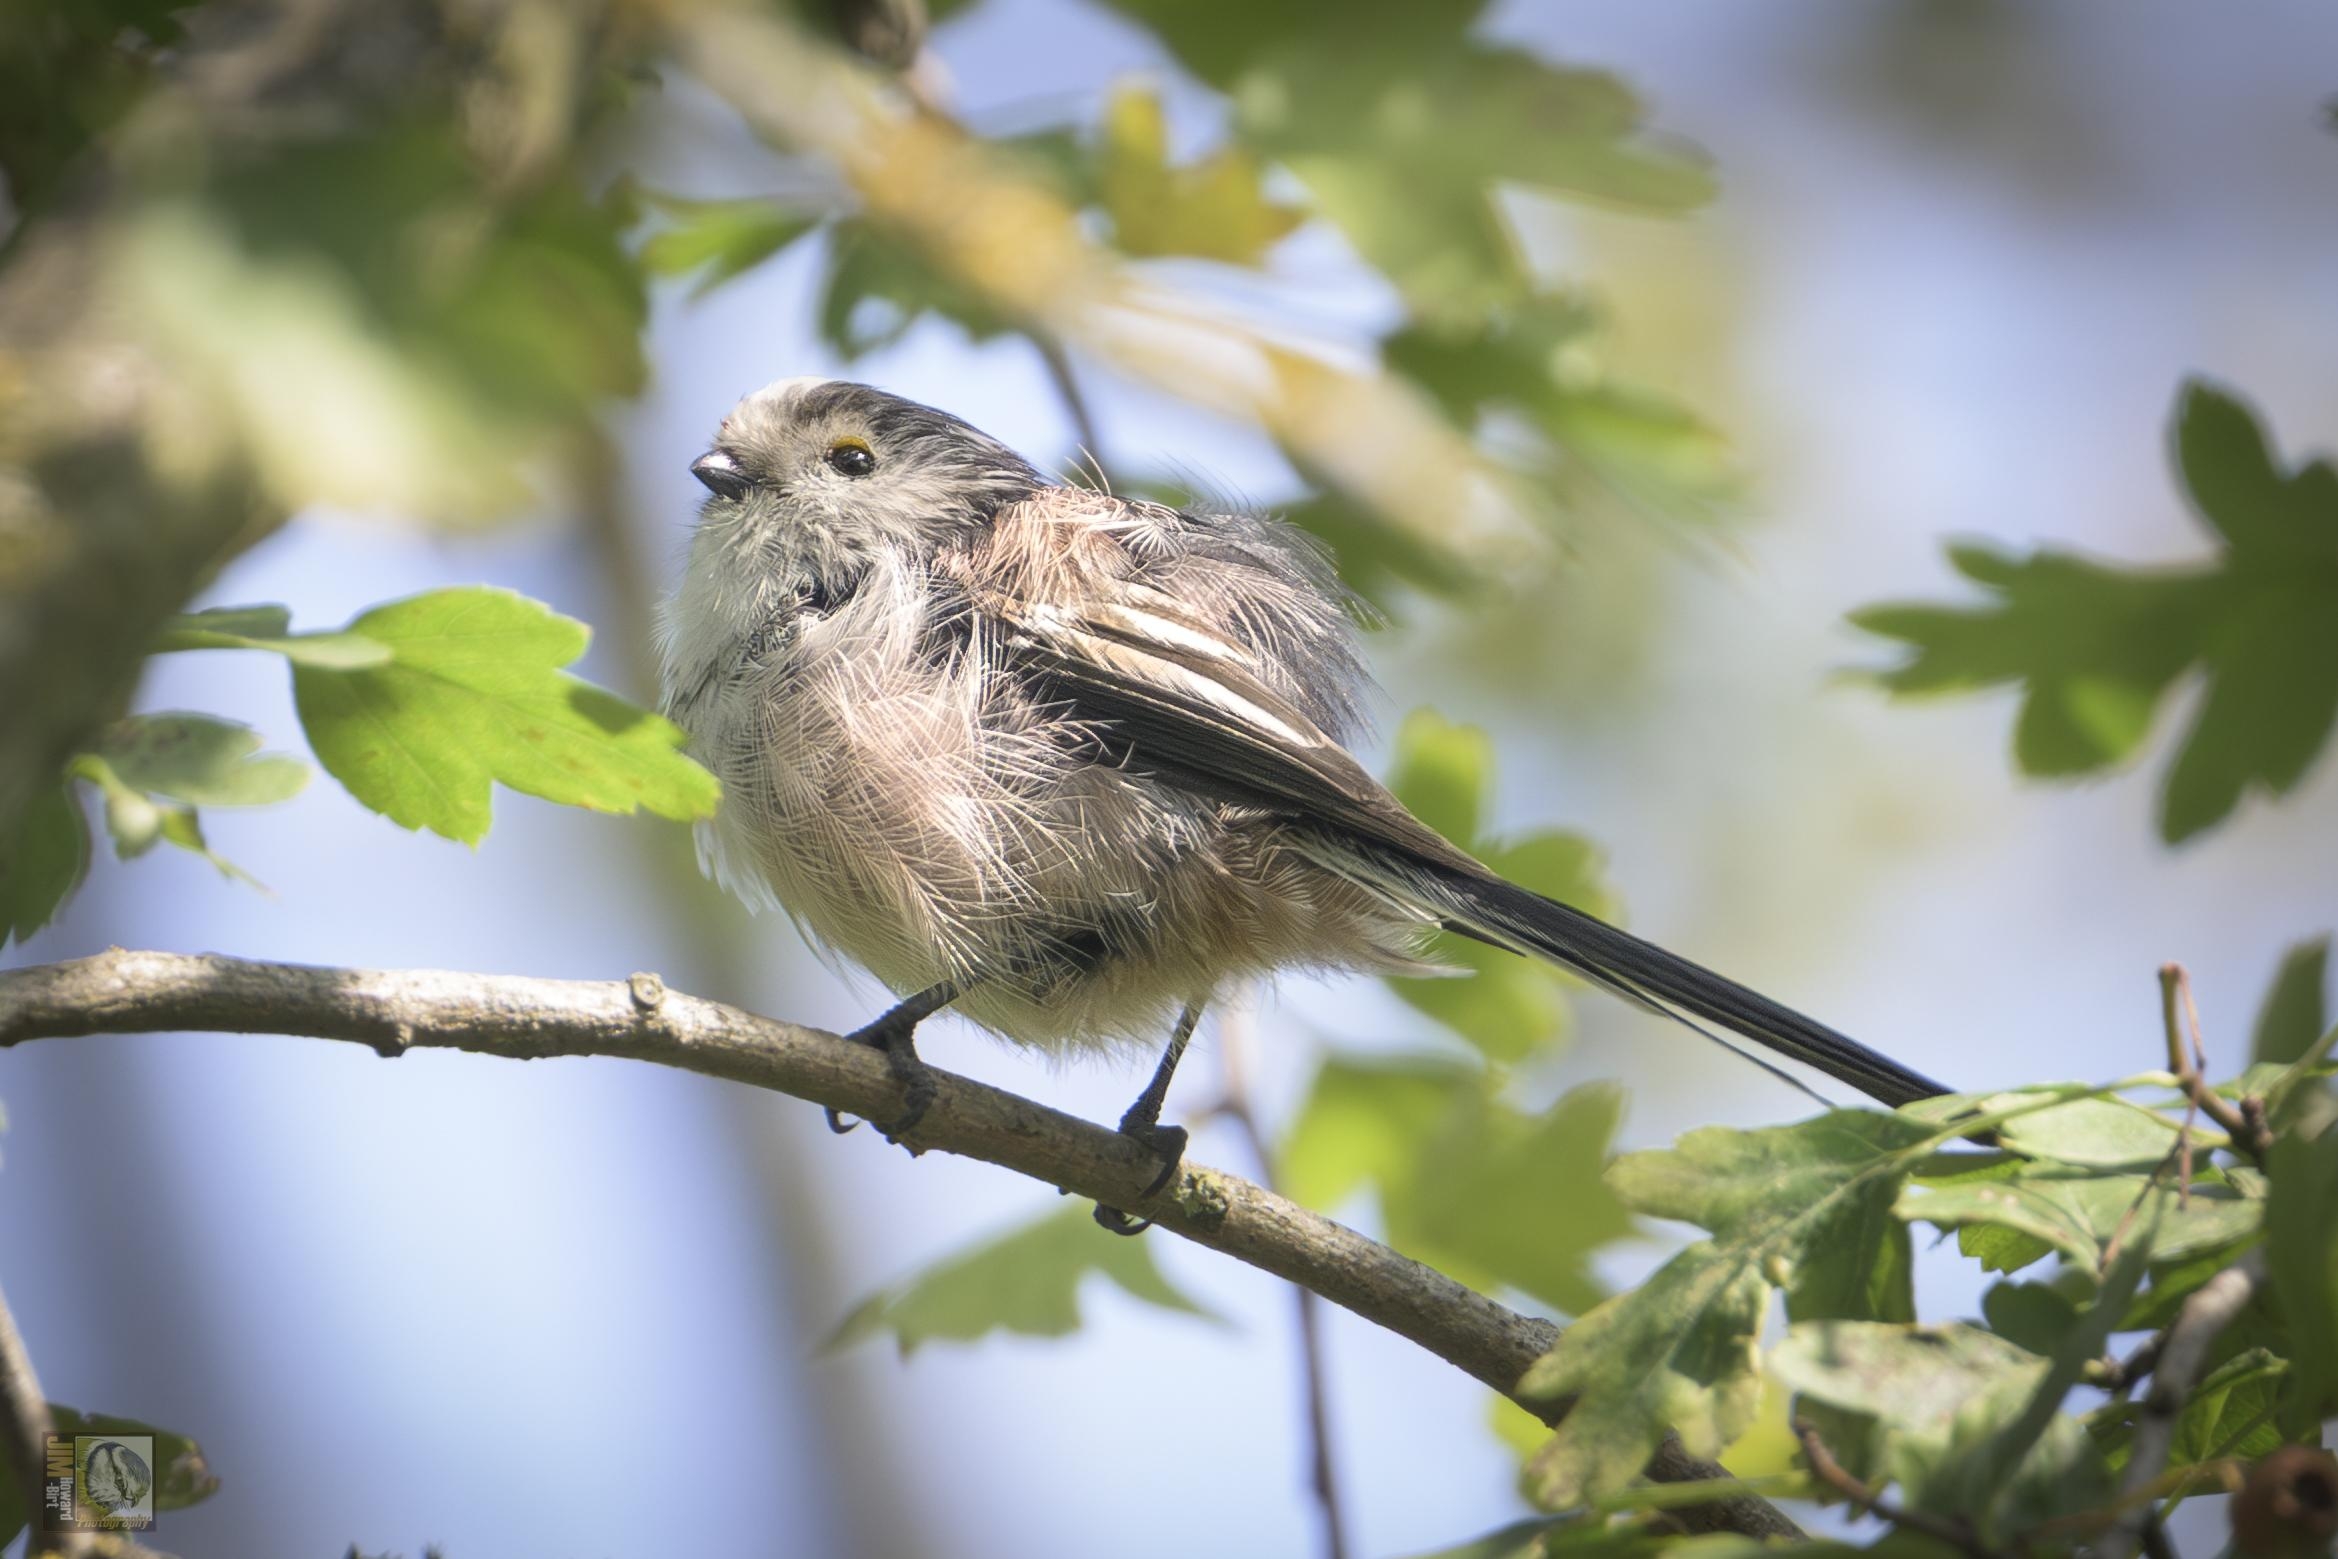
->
xmin=0 ymin=949 xmax=1802 ymax=1540
xmin=0 ymin=1278 xmax=86 ymax=1558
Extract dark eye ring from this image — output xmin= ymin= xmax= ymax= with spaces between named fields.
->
xmin=826 ymin=439 xmax=876 ymax=478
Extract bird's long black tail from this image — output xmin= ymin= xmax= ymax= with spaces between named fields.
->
xmin=1321 ymin=840 xmax=1951 ymax=1109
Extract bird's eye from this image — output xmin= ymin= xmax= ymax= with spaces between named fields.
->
xmin=825 ymin=438 xmax=877 ymax=478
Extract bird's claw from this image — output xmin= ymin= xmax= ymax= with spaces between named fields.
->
xmin=1092 ymin=1120 xmax=1188 ymax=1236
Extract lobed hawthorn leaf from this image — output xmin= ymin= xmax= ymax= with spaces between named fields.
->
xmin=825 ymin=1206 xmax=1219 ymax=1356
xmin=1853 ymin=379 xmax=2338 ymax=844
xmin=289 ymin=588 xmax=721 ymax=844
xmin=1519 ymin=1110 xmax=1936 ymax=1506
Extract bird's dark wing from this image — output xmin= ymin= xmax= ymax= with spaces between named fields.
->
xmin=982 ymin=583 xmax=1479 ymax=874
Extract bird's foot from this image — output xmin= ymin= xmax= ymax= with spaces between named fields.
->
xmin=824 ymin=1009 xmax=938 ymax=1146
xmin=1092 ymin=1119 xmax=1189 ymax=1236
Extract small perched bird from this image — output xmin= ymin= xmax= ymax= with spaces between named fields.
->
xmin=660 ymin=378 xmax=1950 ymax=1230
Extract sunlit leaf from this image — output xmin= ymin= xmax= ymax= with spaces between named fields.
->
xmin=1095 ymin=84 xmax=1302 ymax=264
xmin=1520 ymin=1110 xmax=1936 ymax=1505
xmin=825 ymin=1206 xmax=1219 ymax=1355
xmin=156 ymin=605 xmax=392 ymax=668
xmin=1898 ymin=1162 xmax=2260 ymax=1276
xmin=289 ymin=588 xmax=721 ymax=844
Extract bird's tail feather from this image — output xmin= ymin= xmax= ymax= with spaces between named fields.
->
xmin=1310 ymin=837 xmax=1951 ymax=1110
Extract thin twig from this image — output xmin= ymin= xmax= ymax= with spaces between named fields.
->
xmin=1213 ymin=993 xmax=1350 ymax=1559
xmin=1030 ymin=334 xmax=1104 ymax=481
xmin=0 ymin=950 xmax=1805 ymax=1541
xmin=2159 ymin=964 xmax=2271 ymax=1163
xmin=1792 ymin=1418 xmax=1997 ymax=1559
xmin=2099 ymin=1248 xmax=2270 ymax=1559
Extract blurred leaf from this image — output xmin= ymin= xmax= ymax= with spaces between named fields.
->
xmin=0 ymin=0 xmax=198 ymax=229
xmin=1854 ymin=380 xmax=2338 ymax=843
xmin=92 ymin=714 xmax=309 ymax=807
xmin=288 ymin=588 xmax=721 ymax=844
xmin=1388 ymin=708 xmax=1492 ymax=854
xmin=2264 ymin=1125 xmax=2338 ymax=1434
xmin=0 ymin=1402 xmax=219 ymax=1547
xmin=2252 ymin=937 xmax=2330 ymax=1067
xmin=66 ymin=754 xmax=257 ymax=885
xmin=1520 ymin=1111 xmax=1937 ymax=1505
xmin=818 ymin=217 xmax=1016 ymax=356
xmin=636 ymin=189 xmax=822 ymax=297
xmin=2090 ymin=1348 xmax=2287 ymax=1473
xmin=1386 ymin=302 xmax=1737 ymax=520
xmin=1280 ymin=1058 xmax=1636 ymax=1317
xmin=156 ymin=606 xmax=392 ymax=668
xmin=210 ymin=126 xmax=647 ymax=424
xmin=1096 ymin=84 xmax=1302 ymax=264
xmin=1277 ymin=492 xmax=1484 ymax=608
xmin=0 ymin=780 xmax=90 ymax=948
xmin=1383 ymin=709 xmax=1617 ymax=1061
xmin=1280 ymin=1053 xmax=1476 ymax=1211
xmin=826 ymin=1206 xmax=1218 ymax=1355
xmin=1979 ymin=1280 xmax=2080 ymax=1356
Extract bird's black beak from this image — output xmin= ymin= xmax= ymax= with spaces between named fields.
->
xmin=691 ymin=449 xmax=752 ymax=500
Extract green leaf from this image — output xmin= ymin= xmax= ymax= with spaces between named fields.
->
xmin=2176 ymin=380 xmax=2338 ymax=559
xmin=68 ymin=756 xmax=261 ymax=885
xmin=817 ymin=218 xmax=1016 ymax=357
xmin=288 ymin=588 xmax=721 ymax=844
xmin=1381 ymin=709 xmax=1617 ymax=1060
xmin=1279 ymin=1059 xmax=1637 ymax=1316
xmin=2090 ymin=1348 xmax=2287 ymax=1473
xmin=92 ymin=714 xmax=310 ymax=807
xmin=156 ymin=605 xmax=392 ymax=668
xmin=1854 ymin=380 xmax=2338 ymax=844
xmin=1388 ymin=708 xmax=1492 ymax=846
xmin=2264 ymin=1125 xmax=2338 ymax=1433
xmin=1899 ymin=1163 xmax=2261 ymax=1275
xmin=1385 ymin=302 xmax=1737 ymax=520
xmin=0 ymin=1403 xmax=219 ymax=1546
xmin=2253 ymin=938 xmax=2330 ymax=1066
xmin=1993 ymin=1093 xmax=2190 ymax=1167
xmin=1 ymin=780 xmax=91 ymax=947
xmin=1520 ymin=1110 xmax=1937 ymax=1505
xmin=1979 ymin=1281 xmax=2080 ymax=1356
xmin=825 ymin=1206 xmax=1219 ymax=1355
xmin=636 ymin=190 xmax=822 ymax=298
